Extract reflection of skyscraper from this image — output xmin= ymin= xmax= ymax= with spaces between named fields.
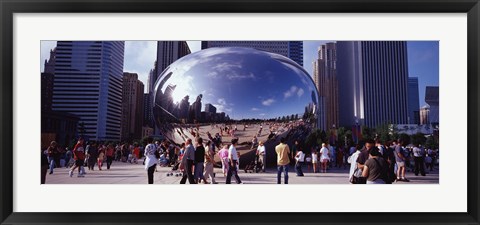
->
xmin=52 ymin=41 xmax=124 ymax=140
xmin=201 ymin=41 xmax=304 ymax=66
xmin=337 ymin=41 xmax=409 ymax=128
xmin=425 ymin=86 xmax=439 ymax=125
xmin=313 ymin=43 xmax=338 ymax=131
xmin=205 ymin=104 xmax=217 ymax=114
xmin=151 ymin=41 xmax=190 ymax=134
xmin=408 ymin=77 xmax=420 ymax=124
xmin=122 ymin=73 xmax=144 ymax=140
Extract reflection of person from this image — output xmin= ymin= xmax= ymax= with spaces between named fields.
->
xmin=275 ymin=137 xmax=290 ymax=184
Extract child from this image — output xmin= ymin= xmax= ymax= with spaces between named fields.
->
xmin=311 ymin=151 xmax=318 ymax=173
xmin=97 ymin=148 xmax=105 ymax=170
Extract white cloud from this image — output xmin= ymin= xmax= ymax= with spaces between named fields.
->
xmin=262 ymin=98 xmax=275 ymax=106
xmin=297 ymin=88 xmax=304 ymax=97
xmin=251 ymin=107 xmax=260 ymax=111
xmin=284 ymin=86 xmax=298 ymax=99
xmin=259 ymin=113 xmax=266 ymax=116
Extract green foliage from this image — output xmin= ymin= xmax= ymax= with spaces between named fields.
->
xmin=425 ymin=135 xmax=439 ymax=149
xmin=410 ymin=133 xmax=427 ymax=146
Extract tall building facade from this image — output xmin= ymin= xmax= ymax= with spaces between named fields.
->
xmin=407 ymin=77 xmax=420 ymax=124
xmin=52 ymin=41 xmax=124 ymax=141
xmin=313 ymin=42 xmax=338 ymax=131
xmin=420 ymin=105 xmax=430 ymax=125
xmin=337 ymin=41 xmax=409 ymax=128
xmin=425 ymin=86 xmax=439 ymax=125
xmin=201 ymin=41 xmax=304 ymax=66
xmin=122 ymin=72 xmax=145 ymax=141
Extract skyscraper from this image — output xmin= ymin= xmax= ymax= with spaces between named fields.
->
xmin=52 ymin=41 xmax=124 ymax=141
xmin=122 ymin=72 xmax=145 ymax=140
xmin=425 ymin=86 xmax=439 ymax=125
xmin=407 ymin=77 xmax=420 ymax=124
xmin=201 ymin=41 xmax=304 ymax=66
xmin=337 ymin=41 xmax=409 ymax=128
xmin=313 ymin=42 xmax=338 ymax=131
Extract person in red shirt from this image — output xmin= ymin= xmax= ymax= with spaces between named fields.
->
xmin=69 ymin=137 xmax=86 ymax=177
xmin=105 ymin=143 xmax=115 ymax=169
xmin=132 ymin=143 xmax=140 ymax=164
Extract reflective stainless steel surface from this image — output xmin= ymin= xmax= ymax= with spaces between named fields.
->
xmin=153 ymin=47 xmax=319 ymax=127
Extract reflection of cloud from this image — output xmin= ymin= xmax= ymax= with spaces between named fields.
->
xmin=259 ymin=113 xmax=266 ymax=117
xmin=284 ymin=86 xmax=304 ymax=99
xmin=251 ymin=107 xmax=260 ymax=111
xmin=262 ymin=98 xmax=275 ymax=106
xmin=213 ymin=98 xmax=232 ymax=112
xmin=297 ymin=88 xmax=304 ymax=97
xmin=284 ymin=86 xmax=298 ymax=98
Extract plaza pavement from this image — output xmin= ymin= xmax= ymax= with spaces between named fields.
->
xmin=45 ymin=160 xmax=439 ymax=185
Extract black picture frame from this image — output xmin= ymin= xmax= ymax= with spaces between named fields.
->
xmin=1 ymin=0 xmax=479 ymax=224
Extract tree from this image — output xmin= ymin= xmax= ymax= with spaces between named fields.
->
xmin=425 ymin=135 xmax=439 ymax=149
xmin=411 ymin=133 xmax=427 ymax=146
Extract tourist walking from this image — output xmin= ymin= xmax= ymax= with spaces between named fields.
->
xmin=180 ymin=139 xmax=196 ymax=184
xmin=86 ymin=141 xmax=98 ymax=171
xmin=105 ymin=143 xmax=115 ymax=170
xmin=204 ymin=141 xmax=217 ymax=184
xmin=46 ymin=141 xmax=58 ymax=174
xmin=294 ymin=148 xmax=305 ymax=176
xmin=97 ymin=146 xmax=105 ymax=170
xmin=275 ymin=137 xmax=290 ymax=184
xmin=362 ymin=147 xmax=389 ymax=184
xmin=311 ymin=149 xmax=318 ymax=173
xmin=218 ymin=145 xmax=229 ymax=176
xmin=256 ymin=141 xmax=266 ymax=172
xmin=395 ymin=138 xmax=410 ymax=182
xmin=69 ymin=137 xmax=86 ymax=178
xmin=413 ymin=144 xmax=426 ymax=176
xmin=194 ymin=138 xmax=208 ymax=184
xmin=226 ymin=138 xmax=242 ymax=184
xmin=348 ymin=144 xmax=361 ymax=183
xmin=319 ymin=143 xmax=330 ymax=173
xmin=144 ymin=137 xmax=157 ymax=184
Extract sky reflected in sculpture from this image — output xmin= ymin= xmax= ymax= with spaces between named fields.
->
xmin=153 ymin=47 xmax=319 ymax=122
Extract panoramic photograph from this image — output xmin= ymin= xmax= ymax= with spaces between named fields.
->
xmin=40 ymin=40 xmax=439 ymax=185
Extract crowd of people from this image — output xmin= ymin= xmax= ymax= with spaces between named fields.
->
xmin=42 ymin=122 xmax=438 ymax=185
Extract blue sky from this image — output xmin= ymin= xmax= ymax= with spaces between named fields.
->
xmin=41 ymin=40 xmax=438 ymax=107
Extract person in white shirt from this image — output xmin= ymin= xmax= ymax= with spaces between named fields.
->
xmin=144 ymin=137 xmax=157 ymax=184
xmin=294 ymin=149 xmax=305 ymax=176
xmin=311 ymin=150 xmax=318 ymax=173
xmin=348 ymin=147 xmax=361 ymax=183
xmin=226 ymin=138 xmax=242 ymax=184
xmin=256 ymin=141 xmax=266 ymax=172
xmin=412 ymin=144 xmax=426 ymax=176
xmin=319 ymin=143 xmax=330 ymax=173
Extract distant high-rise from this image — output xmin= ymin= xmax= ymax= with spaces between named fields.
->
xmin=201 ymin=41 xmax=304 ymax=66
xmin=337 ymin=41 xmax=409 ymax=128
xmin=425 ymin=86 xmax=439 ymax=125
xmin=41 ymin=48 xmax=56 ymax=112
xmin=122 ymin=72 xmax=145 ymax=141
xmin=408 ymin=77 xmax=420 ymax=124
xmin=205 ymin=103 xmax=217 ymax=114
xmin=313 ymin=42 xmax=338 ymax=131
xmin=420 ymin=105 xmax=430 ymax=125
xmin=143 ymin=93 xmax=153 ymax=127
xmin=155 ymin=41 xmax=191 ymax=79
xmin=52 ymin=41 xmax=124 ymax=140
